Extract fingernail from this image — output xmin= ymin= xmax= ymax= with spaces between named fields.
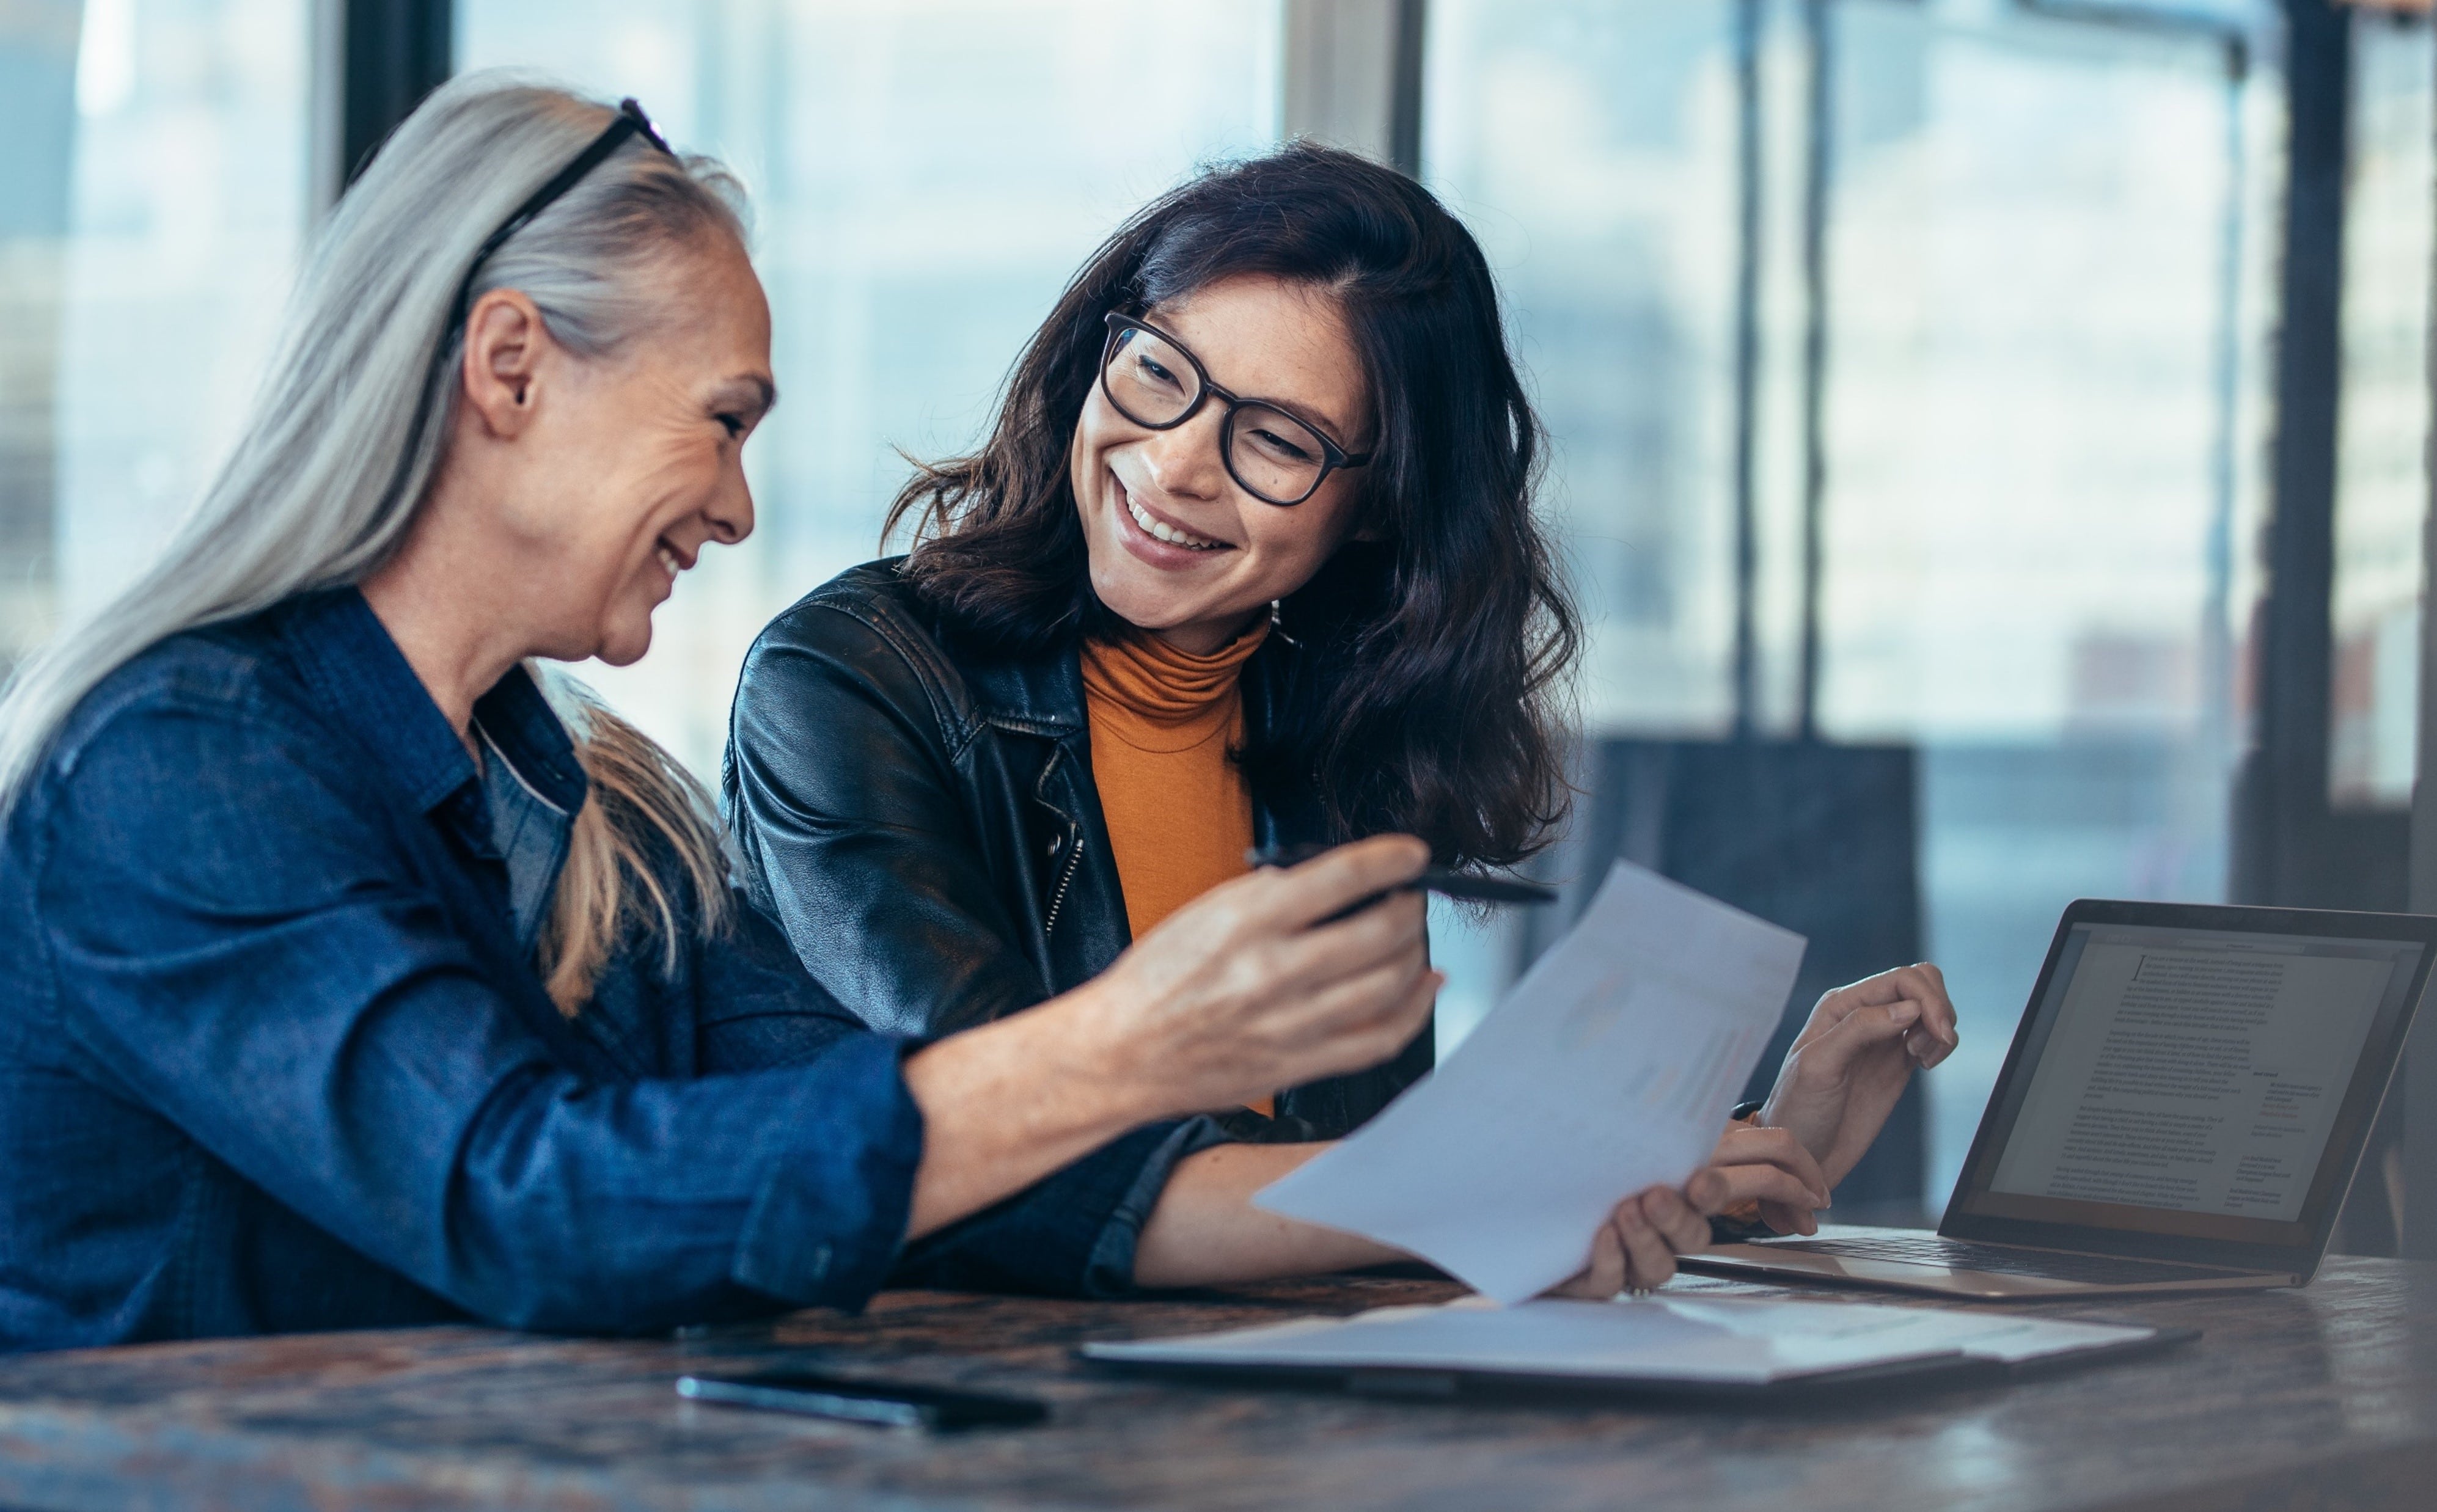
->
xmin=1890 ymin=1002 xmax=1921 ymax=1024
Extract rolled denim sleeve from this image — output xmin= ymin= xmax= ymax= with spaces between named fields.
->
xmin=874 ymin=1116 xmax=1222 ymax=1298
xmin=36 ymin=699 xmax=922 ymax=1334
xmin=1077 ymin=1116 xmax=1236 ymax=1296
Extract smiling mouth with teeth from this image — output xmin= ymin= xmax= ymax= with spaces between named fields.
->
xmin=656 ymin=542 xmax=683 ymax=577
xmin=1126 ymin=494 xmax=1226 ymax=551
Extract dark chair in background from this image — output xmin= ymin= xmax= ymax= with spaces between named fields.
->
xmin=1515 ymin=738 xmax=1928 ymax=1222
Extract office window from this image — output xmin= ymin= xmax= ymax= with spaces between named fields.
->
xmin=0 ymin=3 xmax=78 ymax=676
xmin=1823 ymin=3 xmax=2270 ymax=1201
xmin=457 ymin=0 xmax=1285 ymax=776
xmin=1427 ymin=0 xmax=2276 ymax=1202
xmin=2329 ymin=13 xmax=2434 ymax=809
xmin=1421 ymin=0 xmax=1746 ymax=734
xmin=2 ymin=0 xmax=312 ymax=669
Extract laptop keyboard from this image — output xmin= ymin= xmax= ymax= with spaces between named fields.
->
xmin=1750 ymin=1232 xmax=2248 ymax=1285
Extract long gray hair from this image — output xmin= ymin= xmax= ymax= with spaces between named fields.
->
xmin=0 ymin=74 xmax=746 ymax=1012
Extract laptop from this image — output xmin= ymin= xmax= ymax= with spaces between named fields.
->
xmin=1684 ymin=899 xmax=2437 ymax=1299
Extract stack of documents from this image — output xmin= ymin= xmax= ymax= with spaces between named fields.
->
xmin=1256 ymin=861 xmax=1805 ymax=1301
xmin=1083 ymin=1294 xmax=2182 ymax=1397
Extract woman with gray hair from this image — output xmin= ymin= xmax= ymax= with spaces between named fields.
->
xmin=0 ymin=78 xmax=1804 ymax=1351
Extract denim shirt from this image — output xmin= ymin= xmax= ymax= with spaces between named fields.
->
xmin=0 ymin=588 xmax=1209 ymax=1353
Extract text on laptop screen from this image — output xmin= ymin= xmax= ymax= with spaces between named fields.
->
xmin=1957 ymin=922 xmax=2423 ymax=1243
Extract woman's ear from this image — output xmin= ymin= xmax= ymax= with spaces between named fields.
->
xmin=458 ymin=288 xmax=550 ymax=439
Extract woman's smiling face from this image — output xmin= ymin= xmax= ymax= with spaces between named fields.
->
xmin=1068 ymin=275 xmax=1376 ymax=654
xmin=474 ymin=233 xmax=775 ymax=670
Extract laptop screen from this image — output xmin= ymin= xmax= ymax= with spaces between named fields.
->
xmin=1948 ymin=914 xmax=2426 ymax=1254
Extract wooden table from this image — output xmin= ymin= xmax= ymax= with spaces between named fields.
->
xmin=2 ymin=1258 xmax=2433 ymax=1511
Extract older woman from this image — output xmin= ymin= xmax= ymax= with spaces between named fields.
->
xmin=0 ymin=80 xmax=1800 ymax=1353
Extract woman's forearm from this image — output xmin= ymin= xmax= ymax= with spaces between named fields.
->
xmin=898 ymin=983 xmax=1160 ymax=1240
xmin=897 ymin=1005 xmax=1393 ymax=1275
xmin=1132 ymin=1143 xmax=1403 ymax=1288
xmin=898 ymin=838 xmax=1438 ymax=1243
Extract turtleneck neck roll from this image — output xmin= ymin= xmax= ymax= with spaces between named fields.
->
xmin=1082 ymin=621 xmax=1269 ymax=748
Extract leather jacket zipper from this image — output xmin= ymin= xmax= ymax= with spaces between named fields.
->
xmin=1041 ymin=827 xmax=1082 ymax=939
xmin=1031 ymin=739 xmax=1087 ymax=941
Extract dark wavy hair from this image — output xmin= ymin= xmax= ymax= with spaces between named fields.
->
xmin=884 ymin=142 xmax=1578 ymax=867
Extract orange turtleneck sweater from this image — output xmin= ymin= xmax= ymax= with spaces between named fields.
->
xmin=1082 ymin=621 xmax=1272 ymax=1112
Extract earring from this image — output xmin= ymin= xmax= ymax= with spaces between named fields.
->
xmin=1269 ymin=599 xmax=1301 ymax=649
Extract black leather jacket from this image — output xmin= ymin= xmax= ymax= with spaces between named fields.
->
xmin=722 ymin=558 xmax=1431 ymax=1139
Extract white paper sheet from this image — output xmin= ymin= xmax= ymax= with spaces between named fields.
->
xmin=1253 ymin=861 xmax=1805 ymax=1302
xmin=1084 ymin=1293 xmax=2160 ymax=1385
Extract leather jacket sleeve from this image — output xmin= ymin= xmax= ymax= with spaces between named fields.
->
xmin=725 ymin=600 xmax=1047 ymax=1037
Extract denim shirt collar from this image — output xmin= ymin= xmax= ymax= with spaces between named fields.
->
xmin=471 ymin=667 xmax=588 ymax=816
xmin=274 ymin=587 xmax=589 ymax=818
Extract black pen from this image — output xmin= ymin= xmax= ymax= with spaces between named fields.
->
xmin=1246 ymin=842 xmax=1557 ymax=908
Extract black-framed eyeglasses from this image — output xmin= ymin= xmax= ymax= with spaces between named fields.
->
xmin=445 ymin=98 xmax=677 ymax=336
xmin=1098 ymin=311 xmax=1372 ymax=506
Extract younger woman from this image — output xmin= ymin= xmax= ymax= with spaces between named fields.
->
xmin=727 ymin=144 xmax=1956 ymax=1207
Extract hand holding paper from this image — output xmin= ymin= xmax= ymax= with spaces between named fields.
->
xmin=1253 ymin=861 xmax=1806 ymax=1302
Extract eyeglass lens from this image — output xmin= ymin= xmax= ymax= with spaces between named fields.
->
xmin=1103 ymin=323 xmax=1332 ymax=505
